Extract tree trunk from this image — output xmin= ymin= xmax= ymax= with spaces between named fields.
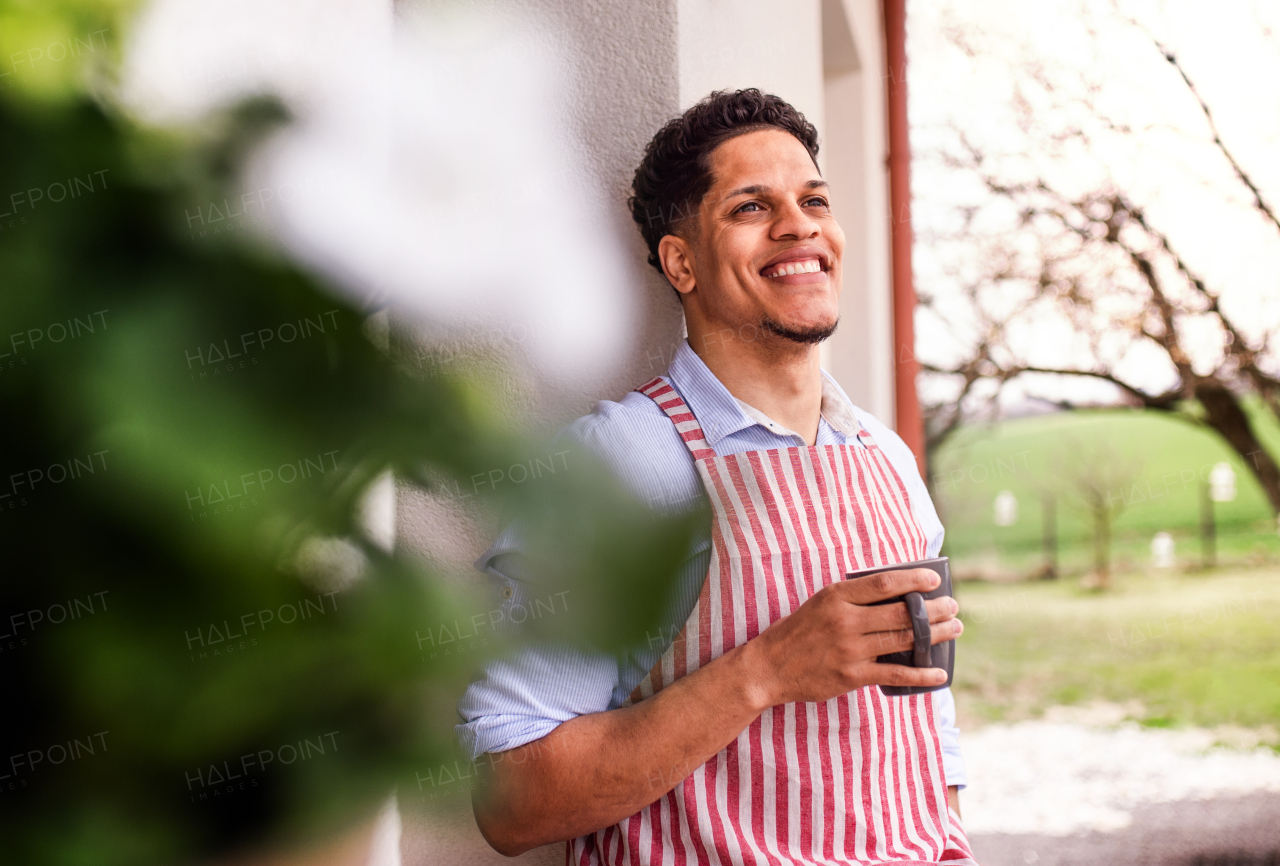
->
xmin=1041 ymin=492 xmax=1058 ymax=579
xmin=1093 ymin=507 xmax=1111 ymax=589
xmin=1195 ymin=385 xmax=1280 ymax=515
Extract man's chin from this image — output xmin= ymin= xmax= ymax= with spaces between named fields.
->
xmin=760 ymin=316 xmax=839 ymax=346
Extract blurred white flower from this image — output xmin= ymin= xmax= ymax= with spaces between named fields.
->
xmin=122 ymin=0 xmax=636 ymax=378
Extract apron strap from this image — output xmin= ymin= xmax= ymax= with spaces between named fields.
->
xmin=637 ymin=377 xmax=716 ymax=461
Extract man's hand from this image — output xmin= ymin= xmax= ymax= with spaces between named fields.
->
xmin=741 ymin=567 xmax=962 ymax=707
xmin=473 ymin=566 xmax=962 ymax=855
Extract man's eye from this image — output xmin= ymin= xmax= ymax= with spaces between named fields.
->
xmin=805 ymin=197 xmax=830 ymax=208
xmin=735 ymin=201 xmax=763 ymax=213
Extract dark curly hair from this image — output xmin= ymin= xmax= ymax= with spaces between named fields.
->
xmin=629 ymin=89 xmax=820 ymax=281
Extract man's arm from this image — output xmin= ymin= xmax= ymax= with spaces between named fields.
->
xmin=472 ymin=568 xmax=962 ymax=855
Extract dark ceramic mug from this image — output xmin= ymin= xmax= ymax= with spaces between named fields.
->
xmin=845 ymin=556 xmax=955 ymax=696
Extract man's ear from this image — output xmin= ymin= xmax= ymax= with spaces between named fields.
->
xmin=657 ymin=234 xmax=697 ymax=297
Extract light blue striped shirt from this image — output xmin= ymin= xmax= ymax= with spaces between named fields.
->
xmin=456 ymin=341 xmax=967 ymax=788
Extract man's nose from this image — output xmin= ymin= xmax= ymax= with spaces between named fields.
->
xmin=771 ymin=202 xmax=820 ymax=239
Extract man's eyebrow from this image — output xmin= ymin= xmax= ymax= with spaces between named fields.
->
xmin=721 ymin=179 xmax=829 ymax=200
xmin=723 ymin=184 xmax=770 ymax=199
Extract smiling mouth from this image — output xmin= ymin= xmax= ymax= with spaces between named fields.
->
xmin=762 ymin=257 xmax=825 ymax=278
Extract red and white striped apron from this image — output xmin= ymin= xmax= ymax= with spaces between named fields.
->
xmin=569 ymin=377 xmax=977 ymax=866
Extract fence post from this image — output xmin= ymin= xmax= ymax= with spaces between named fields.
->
xmin=1199 ymin=480 xmax=1216 ymax=568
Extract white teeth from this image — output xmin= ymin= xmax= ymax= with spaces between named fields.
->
xmin=765 ymin=259 xmax=823 ymax=277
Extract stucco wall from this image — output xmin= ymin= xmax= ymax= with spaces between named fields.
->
xmin=677 ymin=0 xmax=824 ymax=120
xmin=824 ymin=0 xmax=896 ymax=424
xmin=394 ymin=1 xmax=684 ymax=863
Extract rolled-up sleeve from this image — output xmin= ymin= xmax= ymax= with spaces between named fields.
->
xmin=455 ymin=394 xmax=702 ymax=759
xmin=455 ymin=551 xmax=621 ymax=761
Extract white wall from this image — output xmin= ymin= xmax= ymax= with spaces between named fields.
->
xmin=677 ymin=0 xmax=824 ymax=121
xmin=395 ymin=1 xmax=684 ymax=863
xmin=823 ymin=0 xmax=896 ymax=424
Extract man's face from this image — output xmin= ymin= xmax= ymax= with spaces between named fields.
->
xmin=677 ymin=128 xmax=844 ymax=343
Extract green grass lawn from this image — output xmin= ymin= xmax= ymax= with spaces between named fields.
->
xmin=931 ymin=407 xmax=1280 ymax=735
xmin=931 ymin=405 xmax=1280 ymax=579
xmin=950 ymin=567 xmax=1280 ymax=734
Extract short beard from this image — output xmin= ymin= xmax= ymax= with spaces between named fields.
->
xmin=760 ymin=316 xmax=839 ymax=345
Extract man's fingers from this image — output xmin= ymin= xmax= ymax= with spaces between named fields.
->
xmin=866 ymin=662 xmax=949 ymax=688
xmin=836 ymin=567 xmax=941 ymax=605
xmin=859 ymin=595 xmax=958 ymax=634
xmin=869 ymin=618 xmax=962 ymax=655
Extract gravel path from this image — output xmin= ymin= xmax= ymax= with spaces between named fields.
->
xmin=961 ymin=703 xmax=1280 ymax=864
xmin=969 ymin=793 xmax=1280 ymax=866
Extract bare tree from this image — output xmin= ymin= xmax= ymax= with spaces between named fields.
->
xmin=1052 ymin=437 xmax=1143 ymax=589
xmin=917 ymin=16 xmax=1280 ymax=514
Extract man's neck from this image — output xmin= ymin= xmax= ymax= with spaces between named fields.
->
xmin=687 ymin=325 xmax=823 ymax=446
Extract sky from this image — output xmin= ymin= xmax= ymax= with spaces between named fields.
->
xmin=909 ymin=0 xmax=1280 ymax=409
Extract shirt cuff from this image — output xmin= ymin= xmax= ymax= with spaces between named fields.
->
xmin=455 ymin=714 xmax=563 ymax=762
xmin=935 ymin=686 xmax=967 ymax=789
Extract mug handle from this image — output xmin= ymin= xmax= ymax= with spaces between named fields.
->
xmin=903 ymin=591 xmax=932 ymax=668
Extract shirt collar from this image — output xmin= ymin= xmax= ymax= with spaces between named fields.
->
xmin=665 ymin=340 xmax=860 ymax=445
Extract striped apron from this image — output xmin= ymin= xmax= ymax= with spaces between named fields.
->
xmin=569 ymin=377 xmax=977 ymax=866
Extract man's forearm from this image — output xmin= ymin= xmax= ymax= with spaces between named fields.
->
xmin=472 ymin=571 xmax=959 ymax=855
xmin=473 ymin=639 xmax=772 ymax=856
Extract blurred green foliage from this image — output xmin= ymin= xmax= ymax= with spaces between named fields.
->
xmin=0 ymin=3 xmax=697 ymax=862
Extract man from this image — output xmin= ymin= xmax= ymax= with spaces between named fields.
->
xmin=460 ymin=89 xmax=976 ymax=865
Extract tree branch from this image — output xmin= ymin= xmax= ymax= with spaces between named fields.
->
xmin=1154 ymin=39 xmax=1280 ymax=237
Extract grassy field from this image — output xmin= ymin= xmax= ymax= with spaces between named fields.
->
xmin=950 ymin=567 xmax=1280 ymax=736
xmin=931 ymin=405 xmax=1280 ymax=579
xmin=931 ymin=408 xmax=1280 ymax=736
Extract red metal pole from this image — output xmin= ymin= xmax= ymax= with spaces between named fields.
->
xmin=883 ymin=0 xmax=925 ymax=468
